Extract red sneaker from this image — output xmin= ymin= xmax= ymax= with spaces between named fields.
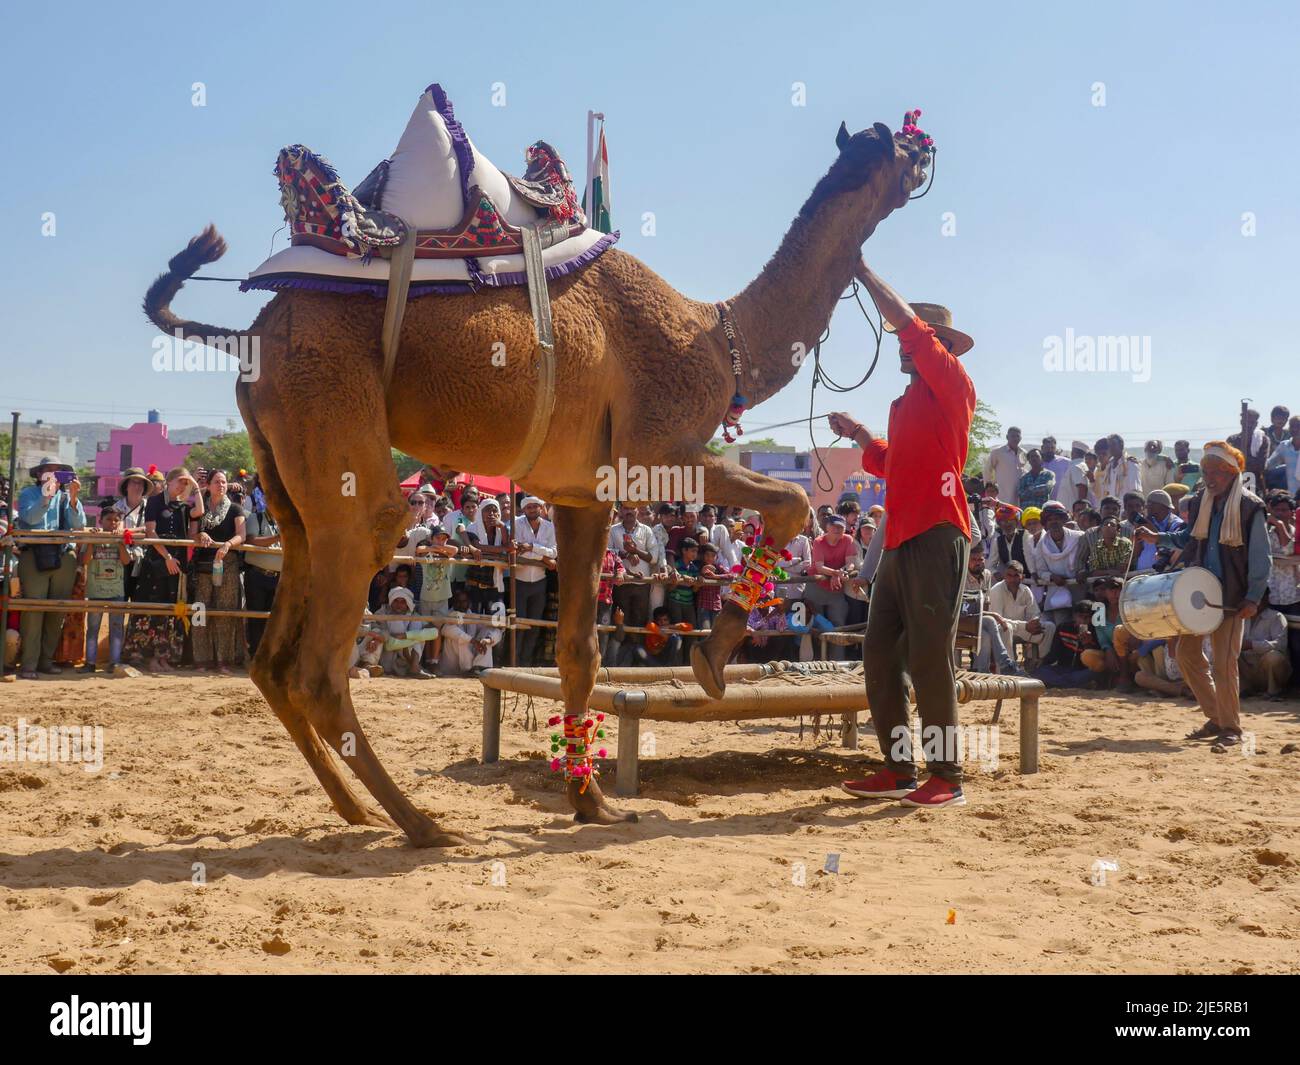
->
xmin=899 ymin=775 xmax=967 ymax=808
xmin=841 ymin=769 xmax=918 ymax=800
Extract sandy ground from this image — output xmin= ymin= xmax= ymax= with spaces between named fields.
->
xmin=1 ymin=671 xmax=1297 ymax=974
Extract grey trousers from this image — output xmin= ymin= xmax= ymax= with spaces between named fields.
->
xmin=17 ymin=550 xmax=80 ymax=671
xmin=514 ymin=577 xmax=548 ymax=666
xmin=862 ymin=523 xmax=969 ymax=783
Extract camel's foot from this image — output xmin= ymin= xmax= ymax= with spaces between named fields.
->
xmin=334 ymin=798 xmax=398 ymax=830
xmin=568 ymin=779 xmax=638 ymax=825
xmin=691 ymin=605 xmax=747 ymax=699
xmin=404 ymin=812 xmax=471 ymax=849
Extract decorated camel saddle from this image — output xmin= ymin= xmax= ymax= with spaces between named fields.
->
xmin=242 ymin=82 xmax=618 ymax=297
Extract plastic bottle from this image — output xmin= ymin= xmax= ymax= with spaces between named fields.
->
xmin=212 ymin=559 xmax=224 ymax=587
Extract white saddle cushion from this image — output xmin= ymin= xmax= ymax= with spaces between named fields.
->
xmin=243 ymin=83 xmax=618 ymax=296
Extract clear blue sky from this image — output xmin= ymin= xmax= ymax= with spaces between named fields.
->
xmin=2 ymin=1 xmax=1296 ymax=453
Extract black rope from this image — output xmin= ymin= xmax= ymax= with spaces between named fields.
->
xmin=909 ymin=147 xmax=937 ymax=200
xmin=805 ymin=280 xmax=886 ymax=493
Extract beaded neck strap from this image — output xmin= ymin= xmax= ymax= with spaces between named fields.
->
xmin=715 ymin=301 xmax=748 ymax=444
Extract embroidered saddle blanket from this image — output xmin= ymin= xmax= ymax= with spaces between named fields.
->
xmin=242 ymin=83 xmax=618 ymax=297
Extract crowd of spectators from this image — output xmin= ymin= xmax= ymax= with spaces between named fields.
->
xmin=3 ymin=401 xmax=1298 ymax=700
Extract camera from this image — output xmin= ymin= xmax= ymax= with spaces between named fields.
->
xmin=53 ymin=470 xmax=75 ymax=486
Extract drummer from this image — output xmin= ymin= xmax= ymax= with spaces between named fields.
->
xmin=1134 ymin=441 xmax=1271 ymax=746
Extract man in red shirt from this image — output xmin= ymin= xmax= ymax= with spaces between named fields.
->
xmin=828 ymin=258 xmax=977 ymax=808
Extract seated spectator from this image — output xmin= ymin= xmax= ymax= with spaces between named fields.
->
xmin=1118 ymin=491 xmax=1146 ymax=538
xmin=745 ymin=591 xmax=794 ymax=663
xmin=1033 ymin=600 xmax=1101 ymax=688
xmin=78 ymin=504 xmax=131 ymax=675
xmin=348 ymin=611 xmax=385 ymax=679
xmin=613 ymin=605 xmax=685 ymax=667
xmin=1239 ymin=601 xmax=1292 ymax=700
xmin=965 ymin=545 xmax=1021 ymax=675
xmin=439 ymin=587 xmax=502 ymax=676
xmin=1080 ymin=576 xmax=1137 ymax=690
xmin=1135 ymin=489 xmax=1183 ymax=571
xmin=988 ymin=560 xmax=1055 ymax=665
xmin=989 ymin=503 xmax=1028 ymax=579
xmin=1029 ymin=501 xmax=1084 ymax=619
xmin=376 ymin=586 xmax=432 ymax=678
xmin=1082 ymin=516 xmax=1133 ymax=577
xmin=1134 ymin=637 xmax=1193 ymax=698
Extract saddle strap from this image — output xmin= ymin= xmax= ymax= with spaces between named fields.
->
xmin=503 ymin=222 xmax=559 ymax=482
xmin=379 ymin=228 xmax=417 ymax=392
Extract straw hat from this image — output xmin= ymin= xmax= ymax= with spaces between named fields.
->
xmin=118 ymin=467 xmax=152 ymax=493
xmin=883 ymin=303 xmax=974 ymax=356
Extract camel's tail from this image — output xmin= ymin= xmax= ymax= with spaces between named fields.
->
xmin=143 ymin=224 xmax=245 ymax=340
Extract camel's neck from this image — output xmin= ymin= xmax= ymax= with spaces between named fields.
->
xmin=727 ymin=194 xmax=888 ymax=408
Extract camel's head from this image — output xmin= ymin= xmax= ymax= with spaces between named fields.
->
xmin=800 ymin=112 xmax=933 ymax=233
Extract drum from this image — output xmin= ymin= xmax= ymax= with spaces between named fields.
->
xmin=1119 ymin=567 xmax=1224 ymax=639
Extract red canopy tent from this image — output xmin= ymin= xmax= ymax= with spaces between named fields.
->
xmin=399 ymin=470 xmax=514 ymax=500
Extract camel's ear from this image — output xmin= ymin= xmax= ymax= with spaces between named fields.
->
xmin=835 ymin=121 xmax=851 ymax=152
xmin=873 ymin=122 xmax=893 ymax=142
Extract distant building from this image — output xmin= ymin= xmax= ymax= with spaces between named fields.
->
xmin=737 ymin=446 xmax=813 ymax=496
xmin=94 ymin=414 xmax=192 ymax=499
xmin=15 ymin=421 xmax=79 ymax=479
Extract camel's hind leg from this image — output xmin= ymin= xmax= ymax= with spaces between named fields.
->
xmin=239 ymin=383 xmax=392 ymax=829
xmin=551 ymin=504 xmax=638 ymax=825
xmin=287 ymin=518 xmax=468 ymax=848
xmin=246 ymin=352 xmax=466 ymax=847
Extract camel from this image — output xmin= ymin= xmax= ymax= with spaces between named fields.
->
xmin=143 ymin=116 xmax=930 ymax=846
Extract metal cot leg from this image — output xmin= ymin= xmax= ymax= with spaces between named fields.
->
xmin=482 ymin=686 xmax=501 ymax=763
xmin=1020 ymin=694 xmax=1039 ymax=774
xmin=616 ymin=715 xmax=640 ymax=797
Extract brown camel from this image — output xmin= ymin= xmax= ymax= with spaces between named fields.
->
xmin=143 ymin=118 xmax=929 ymax=846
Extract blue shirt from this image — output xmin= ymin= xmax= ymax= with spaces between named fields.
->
xmin=17 ymin=484 xmax=86 ymax=553
xmin=1157 ymin=502 xmax=1270 ymax=603
xmin=1268 ymin=439 xmax=1300 ymax=494
xmin=1135 ymin=512 xmax=1183 ymax=569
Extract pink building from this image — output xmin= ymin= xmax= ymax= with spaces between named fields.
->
xmin=94 ymin=413 xmax=193 ymax=499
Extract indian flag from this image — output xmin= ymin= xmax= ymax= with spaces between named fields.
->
xmin=583 ymin=113 xmax=612 ymax=233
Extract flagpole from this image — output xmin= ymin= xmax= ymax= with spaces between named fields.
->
xmin=586 ymin=110 xmax=595 ymax=226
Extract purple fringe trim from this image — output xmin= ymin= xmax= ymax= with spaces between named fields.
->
xmin=426 ymin=83 xmax=474 ymax=214
xmin=472 ymin=230 xmax=620 ymax=288
xmin=238 ymin=230 xmax=620 ymax=299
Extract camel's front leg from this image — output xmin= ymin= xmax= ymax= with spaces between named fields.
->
xmin=550 ymin=503 xmax=638 ymax=825
xmin=681 ymin=452 xmax=811 ymax=698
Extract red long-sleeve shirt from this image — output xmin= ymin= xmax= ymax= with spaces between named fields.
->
xmin=860 ymin=316 xmax=976 ymax=550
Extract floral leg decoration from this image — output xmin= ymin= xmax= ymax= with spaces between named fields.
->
xmin=548 ymin=712 xmax=609 ymax=793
